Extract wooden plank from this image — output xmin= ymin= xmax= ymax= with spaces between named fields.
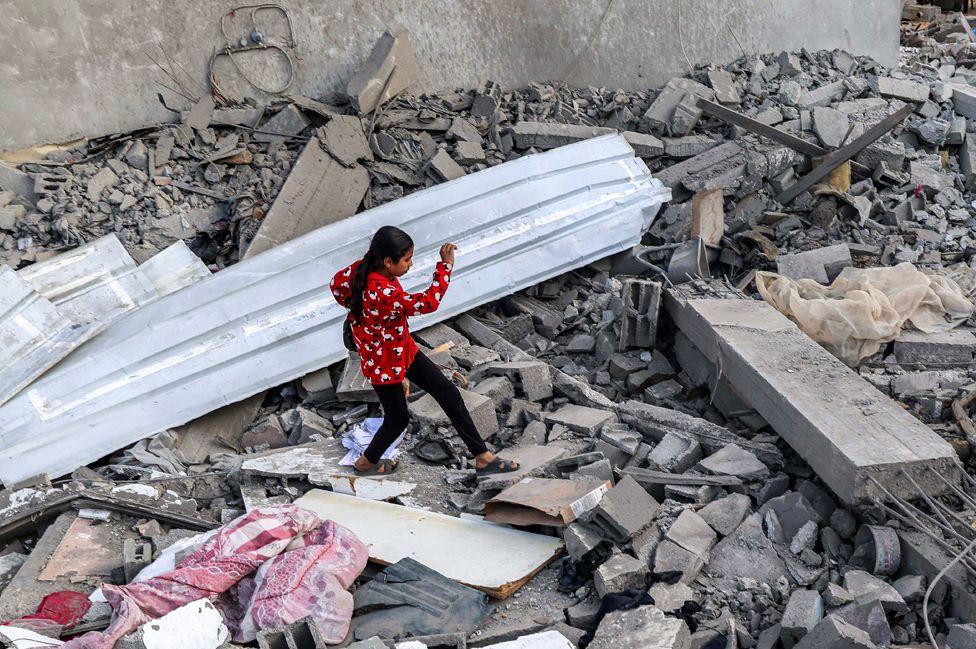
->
xmin=295 ymin=489 xmax=563 ymax=599
xmin=776 ymin=103 xmax=914 ymax=204
xmin=663 ymin=292 xmax=960 ymax=504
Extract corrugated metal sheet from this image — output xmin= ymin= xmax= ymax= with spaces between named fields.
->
xmin=0 ymin=239 xmax=210 ymax=409
xmin=0 ymin=135 xmax=670 ymax=484
xmin=0 ymin=267 xmax=103 ymax=410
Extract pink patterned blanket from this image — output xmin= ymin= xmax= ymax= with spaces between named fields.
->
xmin=63 ymin=504 xmax=367 ymax=648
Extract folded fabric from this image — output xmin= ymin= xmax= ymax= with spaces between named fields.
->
xmin=64 ymin=504 xmax=367 ymax=648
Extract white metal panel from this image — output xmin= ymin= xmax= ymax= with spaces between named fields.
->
xmin=0 ymin=135 xmax=670 ymax=484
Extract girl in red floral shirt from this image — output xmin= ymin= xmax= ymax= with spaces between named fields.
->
xmin=331 ymin=226 xmax=519 ymax=476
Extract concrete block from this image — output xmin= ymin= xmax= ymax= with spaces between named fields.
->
xmin=960 ymin=132 xmax=976 ymax=190
xmin=504 ymin=294 xmax=563 ymax=338
xmin=894 ymin=329 xmax=976 ymax=364
xmin=698 ymin=493 xmax=751 ymax=537
xmin=798 ymin=81 xmax=848 ymax=109
xmin=410 ymin=388 xmax=498 ymax=440
xmin=609 ymin=353 xmax=646 ymax=381
xmin=644 ymin=78 xmax=715 ymax=133
xmin=813 ymin=107 xmax=850 ymax=149
xmin=690 ymin=189 xmax=724 ymax=248
xmin=454 ymin=140 xmax=485 ymax=164
xmin=599 ymin=428 xmax=642 ymax=455
xmin=778 ymin=51 xmax=802 ymax=76
xmin=954 ymin=84 xmax=976 ymax=120
xmin=760 ymin=492 xmax=821 ymax=540
xmin=511 ymin=121 xmax=614 ymax=149
xmin=594 ymin=553 xmax=648 ymax=597
xmin=588 ymin=605 xmax=690 ymax=649
xmin=780 ymin=590 xmax=824 ymax=648
xmin=563 ymin=522 xmax=608 ymax=561
xmin=832 ymin=599 xmax=892 ymax=648
xmin=843 ymin=570 xmax=907 ymax=613
xmin=415 ymin=322 xmax=470 ymax=349
xmin=618 ymin=278 xmax=661 ymax=351
xmin=426 ymin=149 xmax=466 ymax=181
xmin=346 ymin=28 xmax=419 ymax=115
xmin=473 ymin=376 xmax=515 ymax=409
xmin=697 ymin=444 xmax=768 ymax=481
xmin=546 ymin=404 xmax=615 ymax=435
xmin=487 ymin=360 xmax=553 ymax=402
xmin=566 ymin=601 xmax=602 ymax=628
xmin=576 ymin=458 xmax=615 ymax=484
xmin=878 ymin=77 xmax=929 ymax=103
xmin=623 ymin=132 xmax=665 ymax=158
xmin=705 ymin=513 xmax=789 ymax=585
xmin=653 ymin=540 xmax=704 ymax=585
xmin=646 ymin=432 xmax=702 ymax=473
xmin=299 ymin=368 xmax=336 ymax=405
xmin=451 ymin=344 xmax=501 ymax=370
xmin=337 ymin=353 xmax=378 ymax=403
xmin=590 ymin=475 xmax=659 ymax=543
xmin=948 ymin=624 xmax=976 ymax=649
xmin=708 ymin=69 xmax=740 ymax=104
xmin=663 ymin=136 xmax=720 ymax=158
xmin=776 ymin=243 xmax=852 ymax=283
xmin=665 ymin=509 xmax=716 ymax=559
xmin=794 ymin=617 xmax=875 ymax=649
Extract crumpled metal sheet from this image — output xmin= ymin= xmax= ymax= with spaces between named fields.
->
xmin=0 ymin=134 xmax=670 ymax=484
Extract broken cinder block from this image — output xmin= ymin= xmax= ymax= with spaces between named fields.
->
xmin=590 ymin=475 xmax=658 ymax=543
xmin=346 ymin=28 xmax=420 ymax=115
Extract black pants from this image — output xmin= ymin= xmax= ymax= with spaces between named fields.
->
xmin=363 ymin=351 xmax=490 ymax=463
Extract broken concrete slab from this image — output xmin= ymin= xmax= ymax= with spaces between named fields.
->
xmin=665 ymin=293 xmax=959 ymax=504
xmin=877 ymin=77 xmax=929 ymax=103
xmin=842 ymin=570 xmax=908 ymax=613
xmin=244 ymin=137 xmax=369 ymax=258
xmin=319 ymin=115 xmax=373 ymax=167
xmin=426 ymin=149 xmax=466 ymax=181
xmin=831 ymin=599 xmax=892 ymax=648
xmin=589 ymin=475 xmax=659 ymax=544
xmin=646 ymin=433 xmax=702 ymax=474
xmin=296 ymin=489 xmax=562 ymax=598
xmin=545 ymin=404 xmax=615 ymax=436
xmin=793 ymin=616 xmax=876 ymax=649
xmin=698 ymin=444 xmax=769 ymax=481
xmin=253 ymin=104 xmax=310 ymax=145
xmin=813 ymin=107 xmax=850 ymax=149
xmin=705 ymin=513 xmax=789 ymax=586
xmin=615 ymin=399 xmax=783 ymax=467
xmin=708 ymin=69 xmax=740 ymax=104
xmin=588 ymin=605 xmax=690 ymax=649
xmin=781 ymin=590 xmax=824 ymax=649
xmin=410 ymin=388 xmax=498 ymax=440
xmin=698 ymin=493 xmax=751 ymax=537
xmin=652 ymin=539 xmax=704 ymax=584
xmin=894 ymin=329 xmax=976 ymax=364
xmin=174 ymin=393 xmax=262 ymax=463
xmin=486 ymin=361 xmax=553 ymax=402
xmin=594 ymin=552 xmax=648 ymax=597
xmin=776 ymin=243 xmax=853 ymax=283
xmin=352 ymin=557 xmax=491 ymax=641
xmin=664 ymin=509 xmax=716 ymax=559
xmin=347 ymin=28 xmax=420 ymax=115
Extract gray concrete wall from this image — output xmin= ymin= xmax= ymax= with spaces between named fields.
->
xmin=0 ymin=0 xmax=899 ymax=153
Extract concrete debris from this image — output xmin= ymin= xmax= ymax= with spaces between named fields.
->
xmin=4 ymin=15 xmax=976 ymax=649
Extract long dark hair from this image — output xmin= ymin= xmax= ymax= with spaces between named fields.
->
xmin=348 ymin=226 xmax=414 ymax=323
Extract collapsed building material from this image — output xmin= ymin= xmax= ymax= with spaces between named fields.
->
xmin=243 ymin=137 xmax=370 ymax=258
xmin=618 ymin=279 xmax=661 ymax=350
xmin=0 ymin=135 xmax=668 ymax=484
xmin=295 ymin=489 xmax=563 ymax=598
xmin=346 ymin=28 xmax=420 ymax=115
xmin=664 ymin=292 xmax=959 ymax=503
xmin=776 ymin=103 xmax=914 ymax=204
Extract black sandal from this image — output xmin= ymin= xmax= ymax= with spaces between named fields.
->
xmin=476 ymin=457 xmax=520 ymax=476
xmin=354 ymin=458 xmax=399 ymax=476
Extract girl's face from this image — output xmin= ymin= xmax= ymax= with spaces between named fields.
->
xmin=384 ymin=247 xmax=414 ymax=277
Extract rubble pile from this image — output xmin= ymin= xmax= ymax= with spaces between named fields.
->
xmin=4 ymin=8 xmax=976 ymax=649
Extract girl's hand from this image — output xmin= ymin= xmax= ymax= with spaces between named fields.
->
xmin=440 ymin=243 xmax=457 ymax=265
xmin=402 ymin=380 xmax=410 ymax=398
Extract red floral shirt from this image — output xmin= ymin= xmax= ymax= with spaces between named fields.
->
xmin=330 ymin=260 xmax=452 ymax=385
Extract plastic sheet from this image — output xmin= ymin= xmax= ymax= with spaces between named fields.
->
xmin=756 ymin=262 xmax=974 ymax=365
